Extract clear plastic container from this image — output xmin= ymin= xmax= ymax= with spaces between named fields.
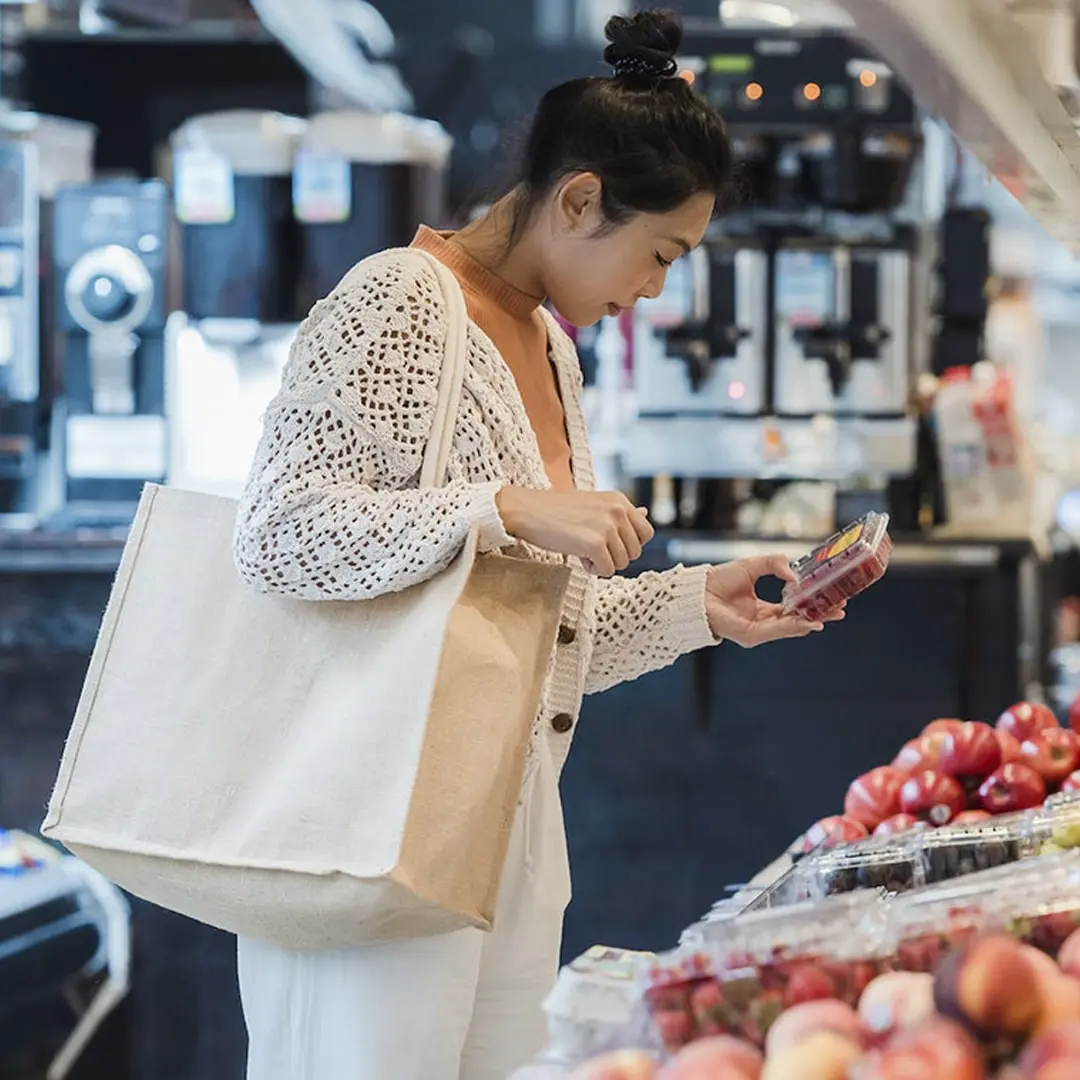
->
xmin=646 ymin=893 xmax=892 ymax=1051
xmin=889 ymin=851 xmax=1080 ymax=971
xmin=1028 ymin=798 xmax=1080 ymax=855
xmin=538 ymin=946 xmax=658 ymax=1066
xmin=795 ymin=834 xmax=923 ymax=900
xmin=914 ymin=812 xmax=1035 ymax=885
xmin=782 ymin=512 xmax=893 ymax=620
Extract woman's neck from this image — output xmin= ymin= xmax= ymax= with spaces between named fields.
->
xmin=451 ymin=191 xmax=548 ymax=303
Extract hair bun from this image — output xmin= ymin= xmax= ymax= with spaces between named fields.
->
xmin=604 ymin=9 xmax=683 ymax=79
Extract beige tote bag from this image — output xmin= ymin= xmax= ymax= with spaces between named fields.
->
xmin=41 ymin=249 xmax=571 ymax=951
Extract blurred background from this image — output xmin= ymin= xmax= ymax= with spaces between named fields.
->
xmin=5 ymin=0 xmax=1080 ymax=1077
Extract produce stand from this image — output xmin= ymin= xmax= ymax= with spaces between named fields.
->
xmin=513 ymin=707 xmax=1080 ymax=1078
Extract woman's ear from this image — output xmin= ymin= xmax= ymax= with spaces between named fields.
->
xmin=554 ymin=172 xmax=604 ymax=235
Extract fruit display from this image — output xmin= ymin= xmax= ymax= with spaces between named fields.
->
xmin=793 ymin=704 xmax=1073 ymax=878
xmin=645 ymin=893 xmax=894 ymax=1052
xmin=781 ymin=512 xmax=893 ymax=622
xmin=550 ymin=857 xmax=1080 ymax=1080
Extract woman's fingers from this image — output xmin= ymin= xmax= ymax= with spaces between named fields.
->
xmin=631 ymin=506 xmax=655 ymax=545
xmin=618 ymin=517 xmax=644 ymax=563
xmin=741 ymin=553 xmax=796 ymax=584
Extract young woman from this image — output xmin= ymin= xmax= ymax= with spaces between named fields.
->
xmin=232 ymin=10 xmax=842 ymax=1079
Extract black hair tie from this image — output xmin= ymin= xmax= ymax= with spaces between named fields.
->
xmin=612 ymin=55 xmax=678 ymax=79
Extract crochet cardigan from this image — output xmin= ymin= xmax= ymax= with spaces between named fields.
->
xmin=233 ymin=248 xmax=717 ymax=775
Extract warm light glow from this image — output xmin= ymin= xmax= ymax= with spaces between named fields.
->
xmin=729 ymin=381 xmax=747 ymax=401
xmin=859 ymin=69 xmax=877 ymax=88
xmin=803 ymin=82 xmax=821 ymax=102
xmin=744 ymin=81 xmax=764 ymax=102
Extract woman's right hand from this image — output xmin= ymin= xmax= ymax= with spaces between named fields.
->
xmin=495 ymin=487 xmax=655 ymax=576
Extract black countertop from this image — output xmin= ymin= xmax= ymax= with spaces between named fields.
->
xmin=0 ymin=525 xmax=1039 ymax=575
xmin=0 ymin=527 xmax=129 ymax=573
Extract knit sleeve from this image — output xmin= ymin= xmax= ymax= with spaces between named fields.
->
xmin=584 ymin=564 xmax=717 ymax=694
xmin=233 ymin=252 xmax=512 ymax=601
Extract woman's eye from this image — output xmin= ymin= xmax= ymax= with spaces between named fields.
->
xmin=655 ymin=253 xmax=673 ymax=268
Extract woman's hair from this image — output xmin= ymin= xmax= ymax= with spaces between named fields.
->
xmin=509 ymin=8 xmax=732 ymax=232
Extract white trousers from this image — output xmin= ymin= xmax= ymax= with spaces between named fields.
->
xmin=237 ymin=741 xmax=572 ymax=1080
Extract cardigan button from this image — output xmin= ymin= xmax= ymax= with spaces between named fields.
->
xmin=551 ymin=712 xmax=574 ymax=734
xmin=557 ymin=624 xmax=577 ymax=646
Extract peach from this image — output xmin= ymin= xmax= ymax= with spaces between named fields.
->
xmin=1032 ymin=1061 xmax=1080 ymax=1080
xmin=570 ymin=1050 xmax=659 ymax=1080
xmin=763 ymin=999 xmax=863 ymax=1057
xmin=854 ymin=1018 xmax=986 ymax=1080
xmin=1056 ymin=928 xmax=1080 ymax=979
xmin=934 ymin=935 xmax=1042 ymax=1039
xmin=1019 ymin=1020 xmax=1080 ymax=1078
xmin=657 ymin=1036 xmax=763 ymax=1079
xmin=1033 ymin=975 xmax=1080 ymax=1035
xmin=1021 ymin=945 xmax=1062 ymax=983
xmin=857 ymin=971 xmax=935 ymax=1037
xmin=760 ymin=1030 xmax=862 ymax=1080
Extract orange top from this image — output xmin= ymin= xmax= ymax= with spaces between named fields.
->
xmin=411 ymin=226 xmax=575 ymax=492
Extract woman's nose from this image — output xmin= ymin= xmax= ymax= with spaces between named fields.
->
xmin=638 ymin=272 xmax=666 ymax=301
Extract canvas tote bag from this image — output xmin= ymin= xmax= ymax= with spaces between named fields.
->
xmin=41 ymin=248 xmax=571 ymax=951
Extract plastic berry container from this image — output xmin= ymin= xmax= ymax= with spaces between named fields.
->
xmin=889 ymin=852 xmax=1080 ymax=972
xmin=914 ymin=812 xmax=1035 ymax=885
xmin=782 ymin=512 xmax=893 ymax=621
xmin=539 ymin=945 xmax=659 ymax=1066
xmin=1029 ymin=799 xmax=1080 ymax=856
xmin=795 ymin=834 xmax=923 ymax=900
xmin=648 ymin=893 xmax=893 ymax=1052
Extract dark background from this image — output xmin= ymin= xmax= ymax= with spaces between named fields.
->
xmin=15 ymin=0 xmax=722 ymax=213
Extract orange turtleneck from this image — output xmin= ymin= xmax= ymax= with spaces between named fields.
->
xmin=411 ymin=226 xmax=575 ymax=492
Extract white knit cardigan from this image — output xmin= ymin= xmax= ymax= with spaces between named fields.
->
xmin=233 ymin=248 xmax=717 ymax=775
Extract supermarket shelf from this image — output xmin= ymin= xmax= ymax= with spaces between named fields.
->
xmin=825 ymin=0 xmax=1080 ymax=252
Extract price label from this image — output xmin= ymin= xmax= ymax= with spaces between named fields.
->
xmin=292 ymin=151 xmax=352 ymax=224
xmin=174 ymin=148 xmax=235 ymax=225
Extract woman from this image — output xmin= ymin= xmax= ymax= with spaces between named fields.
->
xmin=232 ymin=10 xmax=841 ymax=1080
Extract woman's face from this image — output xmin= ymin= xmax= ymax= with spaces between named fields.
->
xmin=539 ymin=174 xmax=715 ymax=328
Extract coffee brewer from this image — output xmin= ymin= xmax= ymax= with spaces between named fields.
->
xmin=164 ymin=110 xmax=306 ymax=498
xmin=0 ymin=110 xmax=95 ymax=525
xmin=52 ymin=179 xmax=171 ymax=524
xmin=294 ymin=109 xmax=452 ymax=309
xmin=772 ymin=242 xmax=911 ymax=416
xmin=633 ymin=241 xmax=769 ymax=417
xmin=623 ymin=23 xmax=926 ymax=487
xmin=166 ymin=107 xmax=453 ymax=498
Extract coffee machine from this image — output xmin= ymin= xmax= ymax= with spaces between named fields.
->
xmin=623 ymin=23 xmax=926 ymax=489
xmin=164 ymin=110 xmax=306 ymax=498
xmin=772 ymin=242 xmax=911 ymax=416
xmin=0 ymin=110 xmax=95 ymax=525
xmin=165 ymin=108 xmax=453 ymax=498
xmin=52 ymin=179 xmax=171 ymax=524
xmin=294 ymin=109 xmax=452 ymax=309
xmin=633 ymin=241 xmax=769 ymax=417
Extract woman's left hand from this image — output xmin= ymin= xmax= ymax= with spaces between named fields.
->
xmin=705 ymin=555 xmax=845 ymax=647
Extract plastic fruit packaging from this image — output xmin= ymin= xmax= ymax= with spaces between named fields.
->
xmin=914 ymin=813 xmax=1034 ymax=885
xmin=888 ymin=851 xmax=1080 ymax=974
xmin=648 ymin=893 xmax=892 ymax=1052
xmin=1028 ymin=799 xmax=1080 ymax=856
xmin=781 ymin=512 xmax=892 ymax=621
xmin=795 ymin=834 xmax=923 ymax=900
xmin=539 ymin=946 xmax=660 ymax=1067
